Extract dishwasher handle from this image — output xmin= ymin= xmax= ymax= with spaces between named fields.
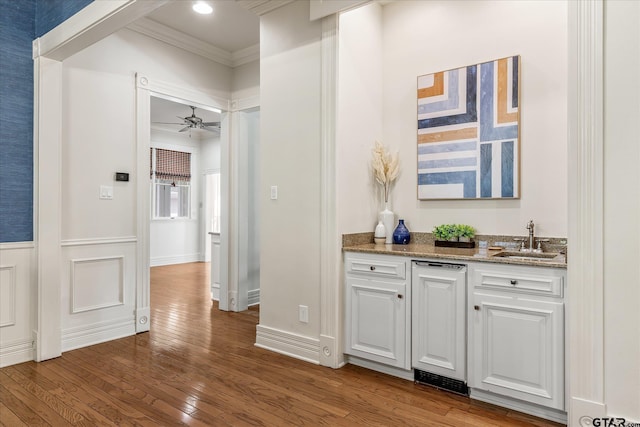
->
xmin=413 ymin=261 xmax=466 ymax=270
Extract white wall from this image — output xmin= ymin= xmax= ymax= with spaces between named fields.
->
xmin=58 ymin=27 xmax=232 ymax=350
xmin=338 ymin=0 xmax=568 ymax=238
xmin=603 ymin=0 xmax=640 ymax=420
xmin=257 ymin=0 xmax=323 ymax=358
xmin=337 ymin=2 xmax=384 ymax=237
xmin=232 ymin=60 xmax=260 ymax=101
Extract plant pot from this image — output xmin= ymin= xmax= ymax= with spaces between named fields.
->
xmin=435 ymin=240 xmax=475 ymax=248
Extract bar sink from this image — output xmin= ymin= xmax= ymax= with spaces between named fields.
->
xmin=492 ymin=251 xmax=563 ymax=262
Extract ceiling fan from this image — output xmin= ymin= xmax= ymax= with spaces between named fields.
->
xmin=154 ymin=106 xmax=220 ymax=133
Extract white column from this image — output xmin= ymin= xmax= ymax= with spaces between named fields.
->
xmin=34 ymin=55 xmax=63 ymax=361
xmin=319 ymin=15 xmax=341 ymax=368
xmin=567 ymin=0 xmax=606 ymax=422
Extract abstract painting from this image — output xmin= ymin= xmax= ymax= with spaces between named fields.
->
xmin=417 ymin=56 xmax=520 ymax=200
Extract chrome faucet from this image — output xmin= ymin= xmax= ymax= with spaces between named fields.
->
xmin=525 ymin=220 xmax=535 ymax=252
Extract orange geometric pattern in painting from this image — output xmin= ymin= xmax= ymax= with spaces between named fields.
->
xmin=418 ymin=127 xmax=478 ymax=144
xmin=417 ymin=72 xmax=445 ymax=99
xmin=497 ymin=58 xmax=518 ymax=124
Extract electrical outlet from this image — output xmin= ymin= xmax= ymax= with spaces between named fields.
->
xmin=299 ymin=305 xmax=308 ymax=323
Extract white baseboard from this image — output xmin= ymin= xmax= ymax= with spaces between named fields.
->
xmin=248 ymin=289 xmax=260 ymax=306
xmin=570 ymin=397 xmax=606 ymax=427
xmin=136 ymin=306 xmax=150 ymax=333
xmin=345 ymin=355 xmax=414 ymax=381
xmin=62 ymin=316 xmax=136 ymax=352
xmin=470 ymin=388 xmax=567 ymax=424
xmin=211 ymin=283 xmax=220 ymax=301
xmin=0 ymin=338 xmax=34 ymax=368
xmin=255 ymin=324 xmax=320 ymax=365
xmin=150 ymin=254 xmax=201 ymax=267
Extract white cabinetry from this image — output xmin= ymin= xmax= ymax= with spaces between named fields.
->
xmin=468 ymin=263 xmax=566 ymax=412
xmin=412 ymin=261 xmax=467 ymax=381
xmin=344 ymin=253 xmax=410 ymax=370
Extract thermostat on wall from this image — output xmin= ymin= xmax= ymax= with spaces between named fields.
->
xmin=115 ymin=172 xmax=129 ymax=182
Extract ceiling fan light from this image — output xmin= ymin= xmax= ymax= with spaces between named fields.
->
xmin=192 ymin=2 xmax=213 ymax=15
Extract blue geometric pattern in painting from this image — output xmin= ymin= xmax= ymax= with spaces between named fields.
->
xmin=501 ymin=141 xmax=514 ymax=197
xmin=417 ymin=56 xmax=520 ymax=200
xmin=418 ymin=171 xmax=477 ymax=199
xmin=418 ymin=69 xmax=460 ymax=115
xmin=418 ymin=65 xmax=477 ymax=129
xmin=479 ymin=62 xmax=518 ymax=142
xmin=418 ymin=140 xmax=476 ymax=155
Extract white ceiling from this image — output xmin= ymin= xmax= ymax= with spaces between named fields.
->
xmin=144 ymin=1 xmax=257 ymax=128
xmin=145 ymin=0 xmax=259 ymax=53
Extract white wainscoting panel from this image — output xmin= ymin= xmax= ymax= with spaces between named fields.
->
xmin=0 ymin=243 xmax=35 ymax=367
xmin=71 ymin=256 xmax=124 ymax=313
xmin=61 ymin=239 xmax=136 ymax=352
xmin=0 ymin=266 xmax=16 ymax=327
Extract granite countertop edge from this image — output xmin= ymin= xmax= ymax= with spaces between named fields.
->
xmin=342 ymin=234 xmax=567 ymax=269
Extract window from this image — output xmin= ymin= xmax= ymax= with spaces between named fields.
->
xmin=150 ymin=148 xmax=192 ymax=219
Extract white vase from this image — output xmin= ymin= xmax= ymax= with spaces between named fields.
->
xmin=379 ymin=203 xmax=394 ymax=244
xmin=374 ymin=220 xmax=386 ymax=245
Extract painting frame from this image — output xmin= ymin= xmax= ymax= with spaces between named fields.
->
xmin=417 ymin=55 xmax=521 ymax=200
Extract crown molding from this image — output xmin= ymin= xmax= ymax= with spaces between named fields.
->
xmin=232 ymin=44 xmax=261 ymax=67
xmin=127 ymin=17 xmax=259 ymax=68
xmin=237 ymin=0 xmax=295 ymax=16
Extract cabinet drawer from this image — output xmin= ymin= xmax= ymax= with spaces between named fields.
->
xmin=471 ymin=266 xmax=563 ymax=297
xmin=345 ymin=256 xmax=406 ymax=280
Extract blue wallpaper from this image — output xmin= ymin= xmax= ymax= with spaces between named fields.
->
xmin=0 ymin=0 xmax=35 ymax=243
xmin=0 ymin=0 xmax=92 ymax=243
xmin=36 ymin=0 xmax=94 ymax=37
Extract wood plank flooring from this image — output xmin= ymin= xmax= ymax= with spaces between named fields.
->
xmin=0 ymin=262 xmax=563 ymax=426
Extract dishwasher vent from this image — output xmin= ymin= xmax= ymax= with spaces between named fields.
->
xmin=414 ymin=369 xmax=469 ymax=396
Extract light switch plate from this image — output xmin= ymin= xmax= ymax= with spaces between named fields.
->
xmin=99 ymin=185 xmax=113 ymax=200
xmin=270 ymin=185 xmax=278 ymax=200
xmin=299 ymin=305 xmax=308 ymax=323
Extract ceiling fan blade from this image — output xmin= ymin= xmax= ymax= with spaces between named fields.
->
xmin=179 ymin=126 xmax=191 ymax=132
xmin=202 ymin=126 xmax=220 ymax=133
xmin=202 ymin=122 xmax=220 ymax=127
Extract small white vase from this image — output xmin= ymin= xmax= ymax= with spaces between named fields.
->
xmin=379 ymin=203 xmax=394 ymax=244
xmin=374 ymin=221 xmax=386 ymax=245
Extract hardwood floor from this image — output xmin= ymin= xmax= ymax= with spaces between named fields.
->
xmin=0 ymin=262 xmax=563 ymax=426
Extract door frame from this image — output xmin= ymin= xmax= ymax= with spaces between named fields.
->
xmin=135 ymin=75 xmax=233 ymax=321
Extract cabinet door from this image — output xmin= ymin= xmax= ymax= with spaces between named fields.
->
xmin=345 ymin=276 xmax=409 ymax=369
xmin=470 ymin=292 xmax=564 ymax=410
xmin=412 ymin=264 xmax=466 ymax=381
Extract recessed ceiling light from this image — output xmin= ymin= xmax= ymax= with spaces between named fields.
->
xmin=192 ymin=2 xmax=213 ymax=15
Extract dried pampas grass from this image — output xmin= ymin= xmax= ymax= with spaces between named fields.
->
xmin=371 ymin=141 xmax=400 ymax=203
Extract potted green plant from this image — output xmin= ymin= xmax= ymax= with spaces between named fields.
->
xmin=433 ymin=224 xmax=476 ymax=248
xmin=433 ymin=224 xmax=455 ymax=241
xmin=455 ymin=224 xmax=476 ymax=242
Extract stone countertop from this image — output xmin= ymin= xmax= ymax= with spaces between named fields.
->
xmin=342 ymin=242 xmax=567 ymax=269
